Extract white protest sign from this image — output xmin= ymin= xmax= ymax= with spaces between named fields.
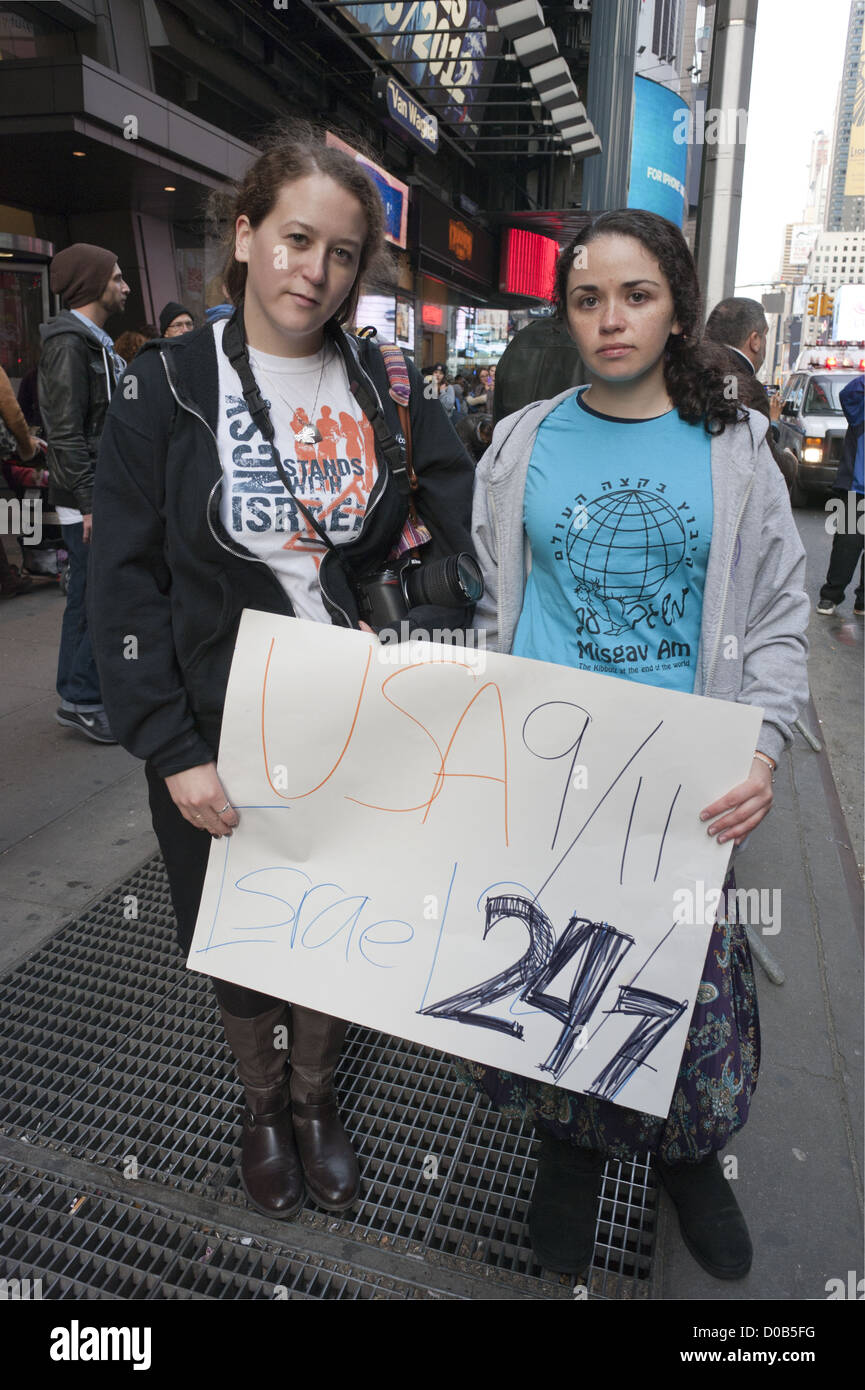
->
xmin=188 ymin=610 xmax=762 ymax=1119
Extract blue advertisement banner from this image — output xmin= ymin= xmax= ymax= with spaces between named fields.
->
xmin=366 ymin=162 xmax=409 ymax=244
xmin=627 ymin=76 xmax=688 ymax=227
xmin=326 ymin=132 xmax=409 ymax=248
xmin=340 ymin=1 xmax=495 ymax=126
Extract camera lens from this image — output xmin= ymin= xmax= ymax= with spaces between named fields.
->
xmin=403 ymin=552 xmax=484 ymax=608
xmin=454 ymin=553 xmax=484 ymax=602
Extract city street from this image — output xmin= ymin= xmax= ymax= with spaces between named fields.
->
xmin=0 ymin=0 xmax=863 ymax=1330
xmin=795 ymin=503 xmax=864 ymax=876
xmin=0 ymin=497 xmax=862 ymax=1304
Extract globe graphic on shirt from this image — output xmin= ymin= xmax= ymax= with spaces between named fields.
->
xmin=566 ymin=489 xmax=686 ymax=607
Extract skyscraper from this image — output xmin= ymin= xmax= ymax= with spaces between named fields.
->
xmin=826 ymin=0 xmax=865 ymax=231
xmin=804 ymin=130 xmax=831 ymax=226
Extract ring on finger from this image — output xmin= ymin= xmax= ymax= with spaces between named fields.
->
xmin=218 ymin=802 xmax=231 ymax=814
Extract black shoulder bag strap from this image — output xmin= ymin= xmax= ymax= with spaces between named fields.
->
xmin=222 ymin=302 xmax=337 ymax=554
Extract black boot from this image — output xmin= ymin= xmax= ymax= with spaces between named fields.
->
xmin=219 ymin=1003 xmax=305 ymax=1219
xmin=289 ymin=1006 xmax=360 ymax=1212
xmin=528 ymin=1132 xmax=604 ymax=1274
xmin=655 ymin=1152 xmax=752 ymax=1279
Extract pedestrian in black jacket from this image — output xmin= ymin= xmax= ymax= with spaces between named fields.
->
xmin=89 ymin=123 xmax=476 ymax=1222
xmin=705 ymin=296 xmax=795 ymax=491
xmin=816 ymin=374 xmax=864 ymax=616
xmin=39 ymin=243 xmax=129 ymax=743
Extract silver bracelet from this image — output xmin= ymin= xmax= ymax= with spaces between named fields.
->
xmin=753 ymin=751 xmax=776 ymax=780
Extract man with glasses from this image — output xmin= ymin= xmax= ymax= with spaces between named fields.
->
xmin=159 ymin=303 xmax=195 ymax=338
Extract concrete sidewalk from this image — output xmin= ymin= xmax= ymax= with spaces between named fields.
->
xmin=1 ymin=562 xmax=862 ymax=1301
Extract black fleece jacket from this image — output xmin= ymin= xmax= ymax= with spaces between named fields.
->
xmin=88 ymin=316 xmax=476 ymax=777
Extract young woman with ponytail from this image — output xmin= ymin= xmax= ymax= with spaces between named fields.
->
xmin=465 ymin=209 xmax=809 ymax=1281
xmin=89 ymin=123 xmax=475 ymax=1223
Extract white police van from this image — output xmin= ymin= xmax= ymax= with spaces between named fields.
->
xmin=778 ymin=345 xmax=864 ymax=507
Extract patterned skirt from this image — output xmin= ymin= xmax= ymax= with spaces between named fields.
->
xmin=453 ymin=868 xmax=760 ymax=1165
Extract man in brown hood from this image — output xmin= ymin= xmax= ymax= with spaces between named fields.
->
xmin=39 ymin=243 xmax=129 ymax=743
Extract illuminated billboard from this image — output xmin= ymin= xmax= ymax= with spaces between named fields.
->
xmin=499 ymin=227 xmax=558 ymax=300
xmin=628 ymin=76 xmax=688 ymax=227
xmin=833 ymin=284 xmax=865 ymax=341
xmin=339 ymin=2 xmax=497 ymax=128
xmin=326 ymin=132 xmax=409 ymax=249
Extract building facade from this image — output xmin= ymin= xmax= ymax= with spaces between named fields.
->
xmin=802 ymin=229 xmax=865 ymax=344
xmin=826 ymin=0 xmax=864 ymax=233
xmin=804 ymin=129 xmax=831 ymax=228
xmin=0 ymin=0 xmax=613 ymax=385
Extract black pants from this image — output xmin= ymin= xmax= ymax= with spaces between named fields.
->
xmin=820 ymin=490 xmax=864 ymax=607
xmin=58 ymin=521 xmax=102 ymax=708
xmin=145 ymin=761 xmax=282 ymax=1018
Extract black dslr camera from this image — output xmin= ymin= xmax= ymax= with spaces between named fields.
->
xmin=355 ymin=552 xmax=484 ymax=633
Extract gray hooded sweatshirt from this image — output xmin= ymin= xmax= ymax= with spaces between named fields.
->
xmin=471 ymin=389 xmax=810 ymax=765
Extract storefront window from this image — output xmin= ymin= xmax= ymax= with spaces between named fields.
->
xmin=473 ymin=309 xmax=510 ymax=361
xmin=0 ymin=266 xmax=46 ymax=381
xmin=352 ymin=291 xmax=415 ymax=358
xmin=354 ymin=292 xmax=397 ymax=343
xmin=452 ymin=307 xmax=510 ymax=377
xmin=176 ymin=246 xmax=206 ymax=328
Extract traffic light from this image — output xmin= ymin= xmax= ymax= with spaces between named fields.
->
xmin=819 ymin=293 xmax=834 ymax=317
xmin=807 ymin=293 xmax=819 ymax=316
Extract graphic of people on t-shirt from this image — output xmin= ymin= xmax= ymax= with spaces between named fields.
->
xmin=222 ymin=391 xmax=378 ymax=565
xmin=550 ymin=474 xmax=701 ymax=648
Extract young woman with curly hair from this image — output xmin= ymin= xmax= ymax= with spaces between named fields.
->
xmin=464 ymin=209 xmax=809 ymax=1281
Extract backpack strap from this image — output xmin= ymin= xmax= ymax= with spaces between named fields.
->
xmin=378 ymin=341 xmax=419 ymax=520
xmin=378 ymin=341 xmax=411 ymax=407
xmin=335 ymin=328 xmax=414 ymax=507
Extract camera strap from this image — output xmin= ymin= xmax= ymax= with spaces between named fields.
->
xmin=223 ymin=304 xmax=420 ymax=554
xmin=222 ymin=304 xmax=338 ymax=555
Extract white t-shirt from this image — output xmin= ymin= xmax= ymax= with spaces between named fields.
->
xmin=214 ymin=319 xmax=379 ymax=622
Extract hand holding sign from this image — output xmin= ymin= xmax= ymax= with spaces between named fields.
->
xmin=188 ymin=612 xmax=761 ymax=1119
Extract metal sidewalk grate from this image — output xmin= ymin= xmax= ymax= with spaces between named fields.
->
xmin=0 ymin=856 xmax=657 ymax=1299
xmin=0 ymin=1162 xmax=451 ymax=1300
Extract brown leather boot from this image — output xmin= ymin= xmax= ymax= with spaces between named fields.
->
xmin=219 ymin=1003 xmax=304 ymax=1219
xmin=289 ymin=1006 xmax=360 ymax=1211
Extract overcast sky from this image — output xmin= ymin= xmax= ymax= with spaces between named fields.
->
xmin=735 ymin=0 xmax=854 ymax=290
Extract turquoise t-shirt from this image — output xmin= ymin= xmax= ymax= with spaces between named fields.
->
xmin=513 ymin=389 xmax=713 ymax=693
